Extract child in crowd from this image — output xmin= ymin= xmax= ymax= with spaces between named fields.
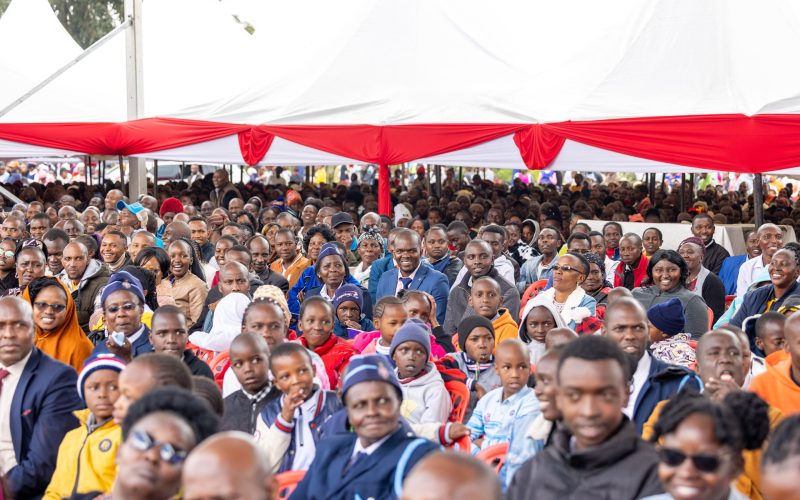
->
xmin=401 ymin=290 xmax=453 ymax=355
xmin=297 ymin=296 xmax=355 ymax=388
xmin=518 ymin=299 xmax=565 ymax=365
xmin=257 ymin=342 xmax=342 ymax=472
xmin=647 ymin=298 xmax=696 ymax=368
xmin=149 ymin=305 xmax=213 ymax=378
xmin=221 ymin=333 xmax=279 ymax=434
xmin=469 ymin=277 xmax=519 ymax=348
xmin=332 ymin=284 xmax=375 ymax=338
xmin=439 ymin=316 xmax=502 ymax=403
xmin=504 ymin=346 xmax=564 ymax=489
xmin=755 ymin=311 xmax=786 ymax=358
xmin=467 ymin=340 xmax=539 ymax=451
xmin=391 ymin=319 xmax=452 ymax=424
xmin=761 ymin=414 xmax=800 ymax=499
xmin=45 ymin=354 xmax=127 ymax=499
xmin=750 ymin=312 xmax=800 ymax=415
xmin=356 ymin=296 xmax=407 ymax=358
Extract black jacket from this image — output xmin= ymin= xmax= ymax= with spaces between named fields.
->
xmin=220 ymin=386 xmax=280 ymax=434
xmin=703 ymin=240 xmax=730 ymax=275
xmin=182 ymin=349 xmax=213 ymax=379
xmin=508 ymin=418 xmax=663 ymax=500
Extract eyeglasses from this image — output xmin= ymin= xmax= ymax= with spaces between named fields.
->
xmin=105 ymin=303 xmax=138 ymax=314
xmin=657 ymin=447 xmax=723 ymax=473
xmin=0 ymin=251 xmax=14 ymax=259
xmin=552 ymin=264 xmax=583 ymax=274
xmin=33 ymin=302 xmax=67 ymax=313
xmin=129 ymin=430 xmax=187 ymax=465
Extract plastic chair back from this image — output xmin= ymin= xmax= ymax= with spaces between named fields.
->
xmin=520 ymin=279 xmax=549 ymax=313
xmin=475 ymin=442 xmax=509 ymax=473
xmin=276 ymin=470 xmax=306 ymax=500
xmin=444 ymin=379 xmax=470 ymax=423
xmin=208 ymin=351 xmax=231 ymax=389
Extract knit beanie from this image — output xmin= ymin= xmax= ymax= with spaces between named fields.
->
xmin=647 ymin=298 xmax=686 ymax=336
xmin=100 ymin=270 xmax=146 ymax=306
xmin=315 ymin=242 xmax=349 ymax=276
xmin=159 ymin=197 xmax=184 ymax=218
xmin=333 ymin=284 xmax=363 ymax=312
xmin=76 ymin=353 xmax=127 ymax=403
xmin=341 ymin=354 xmax=403 ymax=403
xmin=389 ymin=319 xmax=431 ymax=358
xmin=457 ymin=315 xmax=495 ymax=351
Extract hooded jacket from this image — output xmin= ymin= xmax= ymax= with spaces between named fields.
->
xmin=397 ymin=362 xmax=452 ymax=425
xmin=492 ymin=308 xmax=520 ymax=347
xmin=518 ymin=299 xmax=566 ymax=365
xmin=507 ymin=417 xmax=663 ymax=500
xmin=749 ymin=359 xmax=800 ymax=416
xmin=534 ymin=287 xmax=597 ymax=330
xmin=59 ymin=259 xmax=110 ymax=334
xmin=43 ymin=409 xmax=120 ymax=500
xmin=443 ymin=267 xmax=520 ymax=337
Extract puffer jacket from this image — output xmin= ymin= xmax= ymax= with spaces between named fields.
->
xmin=59 ymin=259 xmax=110 ymax=334
xmin=43 ymin=409 xmax=120 ymax=500
xmin=397 ymin=362 xmax=452 ymax=425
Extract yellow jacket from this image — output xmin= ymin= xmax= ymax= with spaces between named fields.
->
xmin=44 ymin=409 xmax=121 ymax=500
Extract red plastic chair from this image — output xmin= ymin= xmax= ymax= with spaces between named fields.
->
xmin=475 ymin=442 xmax=509 ymax=473
xmin=707 ymin=307 xmax=714 ymax=329
xmin=276 ymin=470 xmax=306 ymax=499
xmin=444 ymin=379 xmax=470 ymax=423
xmin=186 ymin=341 xmax=217 ymax=365
xmin=520 ymin=279 xmax=549 ymax=313
xmin=724 ymin=295 xmax=736 ymax=311
xmin=449 ymin=435 xmax=472 ymax=452
xmin=208 ymin=351 xmax=230 ymax=390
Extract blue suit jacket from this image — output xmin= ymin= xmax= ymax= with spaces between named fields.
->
xmin=91 ymin=325 xmax=154 ymax=358
xmin=633 ymin=355 xmax=701 ymax=434
xmin=368 ymin=255 xmax=396 ymax=304
xmin=375 ymin=263 xmax=449 ymax=325
xmin=7 ymin=348 xmax=83 ymax=499
xmin=290 ymin=427 xmax=438 ymax=500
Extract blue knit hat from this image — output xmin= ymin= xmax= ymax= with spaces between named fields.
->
xmin=333 ymin=284 xmax=363 ymax=312
xmin=389 ymin=318 xmax=431 ymax=359
xmin=341 ymin=355 xmax=403 ymax=402
xmin=315 ymin=242 xmax=350 ymax=277
xmin=100 ymin=270 xmax=146 ymax=307
xmin=76 ymin=353 xmax=127 ymax=402
xmin=647 ymin=298 xmax=686 ymax=336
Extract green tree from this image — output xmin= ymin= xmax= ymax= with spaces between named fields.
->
xmin=0 ymin=0 xmax=122 ymax=49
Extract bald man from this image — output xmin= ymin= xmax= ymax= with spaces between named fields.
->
xmin=59 ymin=241 xmax=110 ymax=333
xmin=182 ymin=432 xmax=275 ymax=500
xmin=163 ymin=221 xmax=191 ymax=248
xmin=401 ymin=452 xmax=501 ymax=500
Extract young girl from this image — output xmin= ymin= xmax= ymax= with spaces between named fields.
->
xmin=518 ymin=299 xmax=565 ymax=365
xmin=45 ymin=354 xmax=126 ymax=499
xmin=257 ymin=342 xmax=342 ymax=472
xmin=355 ymin=296 xmax=407 ymax=358
xmin=297 ymin=296 xmax=355 ymax=388
xmin=332 ymin=284 xmax=375 ymax=338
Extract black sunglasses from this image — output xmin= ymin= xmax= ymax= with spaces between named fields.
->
xmin=552 ymin=264 xmax=584 ymax=274
xmin=658 ymin=447 xmax=722 ymax=473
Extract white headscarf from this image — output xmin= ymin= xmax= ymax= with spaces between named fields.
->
xmin=188 ymin=292 xmax=251 ymax=352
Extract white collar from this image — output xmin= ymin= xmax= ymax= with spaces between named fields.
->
xmin=126 ymin=324 xmax=146 ymax=345
xmin=353 ymin=432 xmax=393 ymax=457
xmin=399 ymin=262 xmax=422 ymax=280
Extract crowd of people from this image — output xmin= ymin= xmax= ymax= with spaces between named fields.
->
xmin=0 ymin=162 xmax=798 ymax=499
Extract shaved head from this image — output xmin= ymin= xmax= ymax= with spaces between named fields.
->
xmin=401 ymin=452 xmax=501 ymax=500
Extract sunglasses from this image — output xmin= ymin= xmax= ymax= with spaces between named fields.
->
xmin=0 ymin=251 xmax=14 ymax=259
xmin=552 ymin=264 xmax=583 ymax=274
xmin=658 ymin=447 xmax=722 ymax=473
xmin=129 ymin=430 xmax=187 ymax=465
xmin=105 ymin=303 xmax=138 ymax=314
xmin=33 ymin=302 xmax=67 ymax=313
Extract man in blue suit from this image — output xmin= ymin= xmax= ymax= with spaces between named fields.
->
xmin=0 ymin=296 xmax=82 ymax=499
xmin=375 ymin=229 xmax=449 ymax=325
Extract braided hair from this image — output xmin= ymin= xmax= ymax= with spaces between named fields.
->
xmin=650 ymin=390 xmax=770 ymax=455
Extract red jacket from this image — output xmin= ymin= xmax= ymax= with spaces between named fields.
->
xmin=613 ymin=254 xmax=649 ymax=289
xmin=299 ymin=334 xmax=355 ymax=389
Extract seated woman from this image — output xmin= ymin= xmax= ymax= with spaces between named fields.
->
xmin=532 ymin=252 xmax=596 ymax=329
xmin=297 ymin=296 xmax=355 ymax=389
xmin=168 ymin=238 xmax=209 ymax=330
xmin=350 ymin=228 xmax=384 ymax=289
xmin=678 ymin=237 xmax=726 ymax=324
xmin=292 ymin=355 xmax=439 ymax=500
xmin=731 ymin=247 xmax=800 ymax=329
xmin=13 ymin=245 xmax=47 ymax=296
xmin=633 ymin=250 xmax=710 ymax=338
xmin=24 ymin=276 xmax=93 ymax=371
xmin=581 ymin=253 xmax=613 ymax=318
xmin=305 ymin=242 xmax=372 ymax=319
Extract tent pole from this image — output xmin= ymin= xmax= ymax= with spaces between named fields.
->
xmin=86 ymin=156 xmax=91 ymax=186
xmin=378 ymin=164 xmax=391 ymax=216
xmin=679 ymin=173 xmax=686 ymax=213
xmin=124 ymin=0 xmax=146 ymax=201
xmin=754 ymin=173 xmax=764 ymax=226
xmin=435 ymin=165 xmax=442 ymax=197
xmin=118 ymin=155 xmax=126 ymax=189
xmin=153 ymin=160 xmax=158 ymax=197
xmin=458 ymin=167 xmax=463 ymax=187
xmin=648 ymin=173 xmax=655 ymax=204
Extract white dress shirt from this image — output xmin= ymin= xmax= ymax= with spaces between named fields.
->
xmin=736 ymin=255 xmax=766 ymax=299
xmin=0 ymin=350 xmax=32 ymax=474
xmin=395 ymin=263 xmax=422 ymax=295
xmin=624 ymin=351 xmax=651 ymax=419
xmin=351 ymin=432 xmax=393 ymax=461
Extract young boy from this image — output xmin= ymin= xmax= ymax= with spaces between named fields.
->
xmin=469 ymin=277 xmax=519 ymax=347
xmin=356 ymin=296 xmax=408 ymax=358
xmin=256 ymin=342 xmax=342 ymax=472
xmin=44 ymin=353 xmax=127 ymax=499
xmin=755 ymin=311 xmax=787 ymax=358
xmin=646 ymin=298 xmax=696 ymax=368
xmin=467 ymin=340 xmax=539 ymax=451
xmin=438 ymin=316 xmax=502 ymax=399
xmin=149 ymin=305 xmax=214 ymax=378
xmin=221 ymin=333 xmax=280 ymax=434
xmin=332 ymin=284 xmax=375 ymax=338
xmin=391 ymin=319 xmax=452 ymax=424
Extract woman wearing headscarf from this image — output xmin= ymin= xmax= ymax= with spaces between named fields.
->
xmin=305 ymin=242 xmax=373 ymax=319
xmin=24 ymin=276 xmax=93 ymax=371
xmin=349 ymin=228 xmax=384 ymax=288
xmin=678 ymin=236 xmax=726 ymax=324
xmin=188 ymin=292 xmax=251 ymax=353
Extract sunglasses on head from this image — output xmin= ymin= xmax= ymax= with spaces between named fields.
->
xmin=552 ymin=264 xmax=583 ymax=274
xmin=129 ymin=429 xmax=187 ymax=465
xmin=658 ymin=447 xmax=723 ymax=473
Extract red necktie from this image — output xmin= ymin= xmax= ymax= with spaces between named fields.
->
xmin=0 ymin=369 xmax=10 ymax=391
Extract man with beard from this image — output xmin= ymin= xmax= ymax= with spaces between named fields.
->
xmin=59 ymin=241 xmax=110 ymax=333
xmin=601 ymin=297 xmax=699 ymax=433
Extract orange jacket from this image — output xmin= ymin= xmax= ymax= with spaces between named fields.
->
xmin=492 ymin=308 xmax=519 ymax=349
xmin=749 ymin=359 xmax=800 ymax=416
